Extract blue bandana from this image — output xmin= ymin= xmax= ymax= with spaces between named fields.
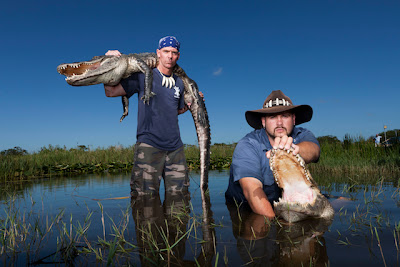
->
xmin=158 ymin=36 xmax=180 ymax=51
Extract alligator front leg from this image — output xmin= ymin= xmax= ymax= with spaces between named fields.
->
xmin=130 ymin=54 xmax=156 ymax=105
xmin=119 ymin=54 xmax=156 ymax=122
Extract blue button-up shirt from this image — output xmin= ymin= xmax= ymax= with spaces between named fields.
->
xmin=225 ymin=127 xmax=319 ymax=204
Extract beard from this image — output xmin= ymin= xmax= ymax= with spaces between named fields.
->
xmin=265 ymin=127 xmax=290 ymax=139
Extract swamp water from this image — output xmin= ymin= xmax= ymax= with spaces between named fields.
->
xmin=1 ymin=170 xmax=400 ymax=266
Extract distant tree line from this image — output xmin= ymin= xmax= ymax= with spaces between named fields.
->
xmin=0 ymin=146 xmax=28 ymax=156
xmin=2 ymin=129 xmax=399 ymax=157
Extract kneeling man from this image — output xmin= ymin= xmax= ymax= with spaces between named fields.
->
xmin=225 ymin=90 xmax=320 ymax=218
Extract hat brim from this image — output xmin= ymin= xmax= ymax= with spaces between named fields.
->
xmin=245 ymin=105 xmax=313 ymax=129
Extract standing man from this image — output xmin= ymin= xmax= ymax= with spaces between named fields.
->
xmin=104 ymin=36 xmax=190 ymax=197
xmin=225 ymin=90 xmax=320 ymax=218
xmin=374 ymin=134 xmax=382 ymax=147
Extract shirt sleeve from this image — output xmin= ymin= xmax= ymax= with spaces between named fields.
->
xmin=295 ymin=127 xmax=320 ymax=147
xmin=120 ymin=73 xmax=141 ymax=98
xmin=231 ymin=139 xmax=263 ymax=183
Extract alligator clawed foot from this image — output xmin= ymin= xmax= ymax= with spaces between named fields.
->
xmin=120 ymin=113 xmax=128 ymax=122
xmin=140 ymin=92 xmax=156 ymax=105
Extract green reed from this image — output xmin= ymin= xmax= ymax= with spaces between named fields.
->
xmin=1 ymin=135 xmax=399 ymax=181
xmin=0 ymin=145 xmax=135 ymax=180
xmin=310 ymin=135 xmax=400 ymax=183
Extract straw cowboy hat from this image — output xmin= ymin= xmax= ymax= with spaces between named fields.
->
xmin=245 ymin=90 xmax=313 ymax=129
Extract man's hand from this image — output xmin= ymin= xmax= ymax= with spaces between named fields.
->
xmin=106 ymin=50 xmax=122 ymax=57
xmin=178 ymin=91 xmax=205 ymax=115
xmin=266 ymin=137 xmax=320 ymax=164
xmin=266 ymin=135 xmax=299 ymax=158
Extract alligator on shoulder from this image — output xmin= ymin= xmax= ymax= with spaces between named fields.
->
xmin=57 ymin=53 xmax=211 ymax=190
xmin=269 ymin=148 xmax=334 ymax=223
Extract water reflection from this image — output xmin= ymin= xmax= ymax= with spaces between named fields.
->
xmin=130 ymin=188 xmax=215 ymax=266
xmin=1 ymin=171 xmax=399 ymax=266
xmin=131 ymin=192 xmax=190 ymax=266
xmin=226 ymin=202 xmax=332 ymax=266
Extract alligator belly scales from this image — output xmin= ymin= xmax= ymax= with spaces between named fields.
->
xmin=57 ymin=53 xmax=211 ymax=190
xmin=269 ymin=148 xmax=334 ymax=223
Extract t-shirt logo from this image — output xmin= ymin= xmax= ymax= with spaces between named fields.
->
xmin=173 ymin=86 xmax=180 ymax=98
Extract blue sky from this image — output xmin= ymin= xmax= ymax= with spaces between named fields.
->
xmin=1 ymin=0 xmax=399 ymax=153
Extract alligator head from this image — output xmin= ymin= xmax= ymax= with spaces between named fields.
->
xmin=269 ymin=148 xmax=334 ymax=223
xmin=57 ymin=55 xmax=129 ymax=86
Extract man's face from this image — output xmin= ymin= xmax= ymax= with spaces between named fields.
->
xmin=156 ymin=47 xmax=180 ymax=70
xmin=262 ymin=112 xmax=296 ymax=139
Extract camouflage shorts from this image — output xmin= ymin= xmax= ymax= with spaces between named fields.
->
xmin=130 ymin=142 xmax=189 ymax=197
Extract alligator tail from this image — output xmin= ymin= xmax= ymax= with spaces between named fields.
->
xmin=188 ymin=79 xmax=211 ymax=190
xmin=173 ymin=65 xmax=211 ymax=190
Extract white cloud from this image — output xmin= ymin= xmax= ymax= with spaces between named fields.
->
xmin=213 ymin=67 xmax=223 ymax=76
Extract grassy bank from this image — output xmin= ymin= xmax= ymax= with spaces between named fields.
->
xmin=310 ymin=135 xmax=400 ymax=183
xmin=0 ymin=144 xmax=236 ymax=181
xmin=1 ymin=136 xmax=399 ymax=181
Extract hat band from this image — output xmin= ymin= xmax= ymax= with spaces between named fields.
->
xmin=264 ymin=98 xmax=292 ymax=108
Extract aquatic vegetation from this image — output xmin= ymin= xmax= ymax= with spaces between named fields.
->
xmin=1 ymin=170 xmax=400 ymax=265
xmin=1 ymin=135 xmax=399 ymax=181
xmin=0 ymin=189 xmax=217 ymax=265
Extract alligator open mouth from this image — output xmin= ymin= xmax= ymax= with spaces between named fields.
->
xmin=57 ymin=56 xmax=125 ymax=86
xmin=270 ymin=148 xmax=334 ymax=223
xmin=57 ymin=59 xmax=102 ymax=78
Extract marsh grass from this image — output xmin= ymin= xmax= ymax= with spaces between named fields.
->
xmin=1 ymin=135 xmax=399 ymax=181
xmin=0 ymin=145 xmax=136 ymax=180
xmin=310 ymin=138 xmax=400 ymax=182
xmin=333 ymin=179 xmax=400 ymax=267
xmin=0 ymin=191 xmax=217 ymax=265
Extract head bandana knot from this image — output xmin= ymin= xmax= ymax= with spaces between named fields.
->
xmin=158 ymin=36 xmax=180 ymax=51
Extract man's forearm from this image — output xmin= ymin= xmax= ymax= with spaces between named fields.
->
xmin=240 ymin=177 xmax=275 ymax=218
xmin=104 ymin=84 xmax=126 ymax=97
xmin=246 ymin=188 xmax=275 ymax=218
xmin=297 ymin=141 xmax=320 ymax=163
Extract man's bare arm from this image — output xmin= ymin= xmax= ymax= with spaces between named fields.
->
xmin=297 ymin=141 xmax=320 ymax=163
xmin=239 ymin=177 xmax=275 ymax=218
xmin=104 ymin=84 xmax=126 ymax=97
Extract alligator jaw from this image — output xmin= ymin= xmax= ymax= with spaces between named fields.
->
xmin=57 ymin=56 xmax=123 ymax=86
xmin=270 ymin=148 xmax=334 ymax=223
xmin=57 ymin=60 xmax=101 ymax=77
